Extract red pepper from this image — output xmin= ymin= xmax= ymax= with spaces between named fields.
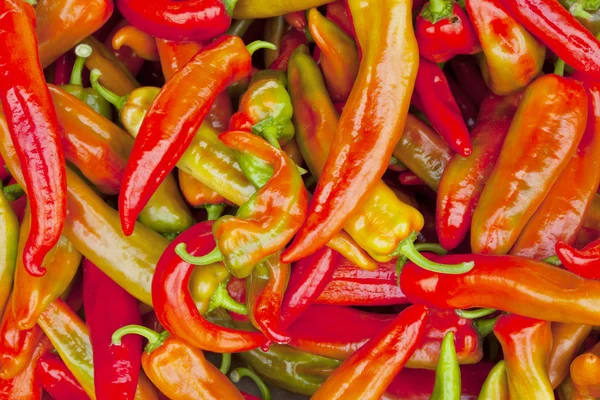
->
xmin=398 ymin=171 xmax=427 ymax=187
xmin=83 ymin=260 xmax=142 ymax=400
xmin=116 ymin=0 xmax=236 ymax=42
xmin=152 ymin=221 xmax=267 ymax=352
xmin=446 ymin=74 xmax=478 ymax=130
xmin=284 ymin=11 xmax=307 ymax=31
xmin=414 ymin=57 xmax=472 ymax=156
xmin=448 ymin=55 xmax=490 ymax=107
xmin=556 ymin=238 xmax=600 ymax=280
xmin=35 ymin=353 xmax=89 ymax=400
xmin=499 ymin=0 xmax=600 ymax=79
xmin=119 ymin=36 xmax=272 ymax=235
xmin=270 ymin=29 xmax=308 ymax=71
xmin=326 ymin=0 xmax=354 ymax=37
xmin=53 ymin=52 xmax=75 ymax=86
xmin=415 ymin=0 xmax=480 ymax=63
xmin=0 ymin=0 xmax=67 ymax=276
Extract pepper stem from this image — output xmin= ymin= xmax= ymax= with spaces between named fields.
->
xmin=455 ymin=308 xmax=496 ymax=319
xmin=23 ymin=0 xmax=37 ymax=6
xmin=2 ymin=183 xmax=25 ymax=202
xmin=393 ymin=232 xmax=475 ymax=274
xmin=112 ymin=325 xmax=168 ymax=354
xmin=219 ymin=353 xmax=232 ymax=374
xmin=570 ymin=2 xmax=593 ymax=18
xmin=230 ymin=368 xmax=272 ymax=400
xmin=89 ymin=69 xmax=128 ymax=111
xmin=222 ymin=0 xmax=239 ymax=16
xmin=209 ymin=281 xmax=248 ymax=315
xmin=206 ymin=204 xmax=226 ymax=221
xmin=259 ymin=126 xmax=282 ymax=149
xmin=175 ymin=243 xmax=224 ymax=265
xmin=543 ymin=255 xmax=561 ymax=266
xmin=428 ymin=0 xmax=449 ymax=14
xmin=554 ymin=59 xmax=566 ymax=77
xmin=474 ymin=316 xmax=500 ymax=338
xmin=69 ymin=44 xmax=92 ymax=86
xmin=246 ymin=41 xmax=277 ymax=56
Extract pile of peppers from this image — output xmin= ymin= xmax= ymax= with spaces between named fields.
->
xmin=2 ymin=0 xmax=600 ymax=398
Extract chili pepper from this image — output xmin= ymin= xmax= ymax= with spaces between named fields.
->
xmin=436 ymin=93 xmax=521 ymax=251
xmin=36 ymin=0 xmax=113 ymax=68
xmin=511 ymin=77 xmax=600 ymax=259
xmin=0 ymin=337 xmax=52 ymax=400
xmin=270 ymin=29 xmax=308 ymax=71
xmin=178 ymin=169 xmax=228 ymax=219
xmin=187 ymin=260 xmax=244 ymax=316
xmin=283 ymin=0 xmax=419 ymax=263
xmin=207 ymin=92 xmax=234 ymax=133
xmin=393 ymin=114 xmax=453 ymax=191
xmin=557 ymin=375 xmax=595 ymax=400
xmin=570 ymin=341 xmax=600 ymax=397
xmin=119 ymin=37 xmax=274 ymax=235
xmin=448 ymin=55 xmax=490 ymax=107
xmin=430 ymin=332 xmax=460 ymax=400
xmin=493 ymin=315 xmax=553 ymax=398
xmin=83 ymin=260 xmax=142 ymax=400
xmin=113 ymin=325 xmax=245 ymax=399
xmin=398 ymin=172 xmax=425 ymax=186
xmin=556 ymin=239 xmax=600 ymax=279
xmin=325 ymin=231 xmax=379 ymax=271
xmin=284 ymin=11 xmax=307 ymax=30
xmin=112 ymin=24 xmax=160 ymax=61
xmin=0 ymin=181 xmax=17 ymax=319
xmin=446 ymin=74 xmax=478 ymax=130
xmin=287 ymin=45 xmax=424 ymax=262
xmin=36 ymin=353 xmax=89 ymax=400
xmin=263 ymin=16 xmax=287 ymax=68
xmin=153 ymin=221 xmax=266 ymax=352
xmin=326 ymin=0 xmax=353 ymax=36
xmin=177 ymin=131 xmax=307 ymax=278
xmin=61 ymin=44 xmax=113 ymax=119
xmin=12 ymin=207 xmax=81 ymax=331
xmin=548 ymin=323 xmax=593 ymax=389
xmin=415 ymin=0 xmax=480 ymax=63
xmin=401 ymin=253 xmax=600 ymax=325
xmin=308 ymin=8 xmax=359 ymax=103
xmin=583 ymin=194 xmax=600 ymax=231
xmin=232 ymin=0 xmax=332 ymax=18
xmin=478 ymin=361 xmax=509 ymax=400
xmin=471 ymin=74 xmax=587 ymax=254
xmin=0 ymin=0 xmax=67 ymax=277
xmin=105 ymin=20 xmax=145 ymax=76
xmin=311 ymin=305 xmax=427 ymax=400
xmin=155 ymin=40 xmax=203 ymax=81
xmin=466 ymin=0 xmax=545 ymax=95
xmin=53 ymin=52 xmax=75 ymax=86
xmin=414 ymin=58 xmax=472 ymax=156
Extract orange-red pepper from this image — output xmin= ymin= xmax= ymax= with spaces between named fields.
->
xmin=0 ymin=336 xmax=52 ymax=399
xmin=112 ymin=24 xmax=160 ymax=61
xmin=570 ymin=341 xmax=600 ymax=397
xmin=548 ymin=323 xmax=593 ymax=389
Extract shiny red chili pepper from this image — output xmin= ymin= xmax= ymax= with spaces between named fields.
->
xmin=446 ymin=74 xmax=478 ymax=130
xmin=0 ymin=337 xmax=52 ymax=400
xmin=414 ymin=57 xmax=472 ymax=156
xmin=0 ymin=0 xmax=67 ymax=276
xmin=448 ymin=55 xmax=490 ymax=107
xmin=556 ymin=238 xmax=600 ymax=280
xmin=83 ymin=260 xmax=142 ymax=400
xmin=270 ymin=29 xmax=308 ymax=71
xmin=53 ymin=52 xmax=75 ymax=86
xmin=36 ymin=353 xmax=89 ymax=400
xmin=116 ymin=0 xmax=236 ymax=42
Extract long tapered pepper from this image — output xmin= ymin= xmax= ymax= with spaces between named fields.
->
xmin=466 ymin=0 xmax=545 ymax=95
xmin=0 ymin=181 xmax=17 ymax=319
xmin=414 ymin=58 xmax=472 ymax=156
xmin=36 ymin=0 xmax=114 ymax=68
xmin=471 ymin=74 xmax=587 ymax=254
xmin=548 ymin=323 xmax=593 ymax=389
xmin=111 ymin=24 xmax=160 ymax=62
xmin=178 ymin=169 xmax=228 ymax=214
xmin=0 ymin=337 xmax=52 ymax=400
xmin=494 ymin=315 xmax=554 ymax=399
xmin=283 ymin=0 xmax=419 ymax=262
xmin=430 ymin=332 xmax=461 ymax=400
xmin=401 ymin=253 xmax=600 ymax=325
xmin=105 ymin=20 xmax=145 ymax=76
xmin=556 ymin=238 xmax=600 ymax=279
xmin=437 ymin=93 xmax=521 ymax=250
xmin=155 ymin=40 xmax=203 ymax=81
xmin=308 ymin=8 xmax=359 ymax=103
xmin=12 ymin=206 xmax=81 ymax=330
xmin=311 ymin=305 xmax=428 ymax=400
xmin=448 ymin=55 xmax=490 ymax=107
xmin=263 ymin=16 xmax=286 ymax=68
xmin=500 ymin=0 xmax=600 ymax=79
xmin=447 ymin=74 xmax=479 ymax=130
xmin=119 ymin=37 xmax=274 ymax=235
xmin=0 ymin=0 xmax=67 ymax=277
xmin=478 ymin=361 xmax=509 ymax=400
xmin=232 ymin=0 xmax=332 ymax=18
xmin=511 ymin=77 xmax=600 ymax=259
xmin=84 ymin=260 xmax=142 ymax=400
xmin=36 ymin=353 xmax=89 ymax=400
xmin=570 ymin=341 xmax=600 ymax=397
xmin=286 ymin=45 xmax=424 ymax=262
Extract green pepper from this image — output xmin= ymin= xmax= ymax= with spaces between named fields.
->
xmin=478 ymin=360 xmax=509 ymax=399
xmin=0 ymin=181 xmax=18 ymax=318
xmin=431 ymin=331 xmax=461 ymax=400
xmin=61 ymin=44 xmax=113 ymax=119
xmin=187 ymin=262 xmax=247 ymax=316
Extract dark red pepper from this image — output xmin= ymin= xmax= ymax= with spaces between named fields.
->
xmin=35 ymin=353 xmax=89 ymax=400
xmin=270 ymin=29 xmax=308 ymax=71
xmin=446 ymin=74 xmax=478 ymax=130
xmin=448 ymin=55 xmax=490 ymax=107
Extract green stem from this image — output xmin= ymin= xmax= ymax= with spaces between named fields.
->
xmin=112 ymin=325 xmax=168 ymax=354
xmin=175 ymin=243 xmax=224 ymax=265
xmin=571 ymin=2 xmax=593 ymax=18
xmin=554 ymin=59 xmax=566 ymax=77
xmin=89 ymin=69 xmax=128 ymax=111
xmin=393 ymin=232 xmax=475 ymax=274
xmin=70 ymin=44 xmax=92 ymax=86
xmin=222 ymin=0 xmax=239 ymax=16
xmin=246 ymin=41 xmax=277 ymax=56
xmin=543 ymin=255 xmax=561 ymax=266
xmin=220 ymin=353 xmax=232 ymax=375
xmin=23 ymin=0 xmax=37 ymax=6
xmin=206 ymin=204 xmax=226 ymax=221
xmin=455 ymin=308 xmax=496 ymax=319
xmin=414 ymin=243 xmax=448 ymax=256
xmin=226 ymin=19 xmax=255 ymax=36
xmin=230 ymin=368 xmax=272 ymax=400
xmin=259 ymin=126 xmax=282 ymax=149
xmin=209 ymin=281 xmax=248 ymax=315
xmin=2 ymin=183 xmax=25 ymax=202
xmin=474 ymin=316 xmax=500 ymax=338
xmin=428 ymin=0 xmax=448 ymax=13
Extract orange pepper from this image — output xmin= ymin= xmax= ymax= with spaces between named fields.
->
xmin=112 ymin=24 xmax=160 ymax=61
xmin=0 ymin=336 xmax=52 ymax=399
xmin=570 ymin=341 xmax=600 ymax=397
xmin=548 ymin=323 xmax=593 ymax=389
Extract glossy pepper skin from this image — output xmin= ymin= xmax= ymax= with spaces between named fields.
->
xmin=84 ymin=261 xmax=142 ymax=400
xmin=494 ymin=315 xmax=554 ymax=399
xmin=105 ymin=20 xmax=145 ymax=76
xmin=311 ymin=305 xmax=428 ymax=400
xmin=471 ymin=75 xmax=587 ymax=254
xmin=287 ymin=45 xmax=423 ymax=262
xmin=0 ymin=181 xmax=18 ymax=319
xmin=283 ymin=0 xmax=419 ymax=262
xmin=430 ymin=332 xmax=461 ymax=400
xmin=436 ymin=93 xmax=521 ymax=250
xmin=556 ymin=238 xmax=600 ymax=280
xmin=152 ymin=221 xmax=266 ymax=353
xmin=270 ymin=29 xmax=308 ymax=72
xmin=111 ymin=24 xmax=160 ymax=62
xmin=415 ymin=1 xmax=480 ymax=63
xmin=232 ymin=0 xmax=331 ymax=19
xmin=0 ymin=337 xmax=52 ymax=400
xmin=548 ymin=323 xmax=593 ymax=388
xmin=466 ymin=0 xmax=545 ymax=95
xmin=178 ymin=169 xmax=227 ymax=209
xmin=117 ymin=0 xmax=235 ymax=42
xmin=0 ymin=0 xmax=67 ymax=277
xmin=478 ymin=361 xmax=509 ymax=400
xmin=36 ymin=353 xmax=89 ymax=400
xmin=446 ymin=74 xmax=479 ymax=130
xmin=414 ymin=58 xmax=472 ymax=156
xmin=511 ymin=77 xmax=600 ymax=259
xmin=500 ymin=0 xmax=600 ymax=79
xmin=263 ymin=16 xmax=286 ymax=68
xmin=308 ymin=8 xmax=359 ymax=103
xmin=401 ymin=253 xmax=600 ymax=326
xmin=155 ymin=40 xmax=203 ymax=81
xmin=120 ymin=36 xmax=258 ymax=235
xmin=36 ymin=0 xmax=114 ymax=68
xmin=570 ymin=341 xmax=600 ymax=397
xmin=448 ymin=55 xmax=490 ymax=107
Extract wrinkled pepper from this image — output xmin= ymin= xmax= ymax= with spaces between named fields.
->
xmin=471 ymin=74 xmax=587 ymax=254
xmin=0 ymin=337 xmax=52 ymax=400
xmin=430 ymin=331 xmax=461 ymax=400
xmin=36 ymin=353 xmax=89 ymax=400
xmin=548 ymin=323 xmax=593 ymax=388
xmin=0 ymin=181 xmax=18 ymax=319
xmin=478 ymin=361 xmax=509 ymax=400
xmin=570 ymin=341 xmax=600 ymax=397
xmin=0 ymin=0 xmax=67 ymax=277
